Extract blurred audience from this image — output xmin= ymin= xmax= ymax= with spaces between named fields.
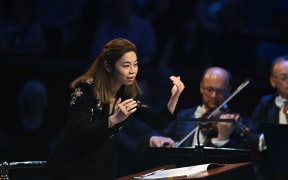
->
xmin=0 ymin=127 xmax=8 ymax=161
xmin=36 ymin=0 xmax=87 ymax=58
xmin=197 ymin=0 xmax=256 ymax=75
xmin=89 ymin=0 xmax=156 ymax=67
xmin=6 ymin=80 xmax=58 ymax=162
xmin=253 ymin=2 xmax=288 ymax=79
xmin=151 ymin=0 xmax=202 ymax=74
xmin=0 ymin=0 xmax=46 ymax=57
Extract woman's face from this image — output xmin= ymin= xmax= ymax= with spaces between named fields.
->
xmin=112 ymin=51 xmax=138 ymax=86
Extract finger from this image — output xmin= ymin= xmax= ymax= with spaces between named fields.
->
xmin=170 ymin=141 xmax=176 ymax=147
xmin=128 ymin=107 xmax=137 ymax=114
xmin=115 ymin=98 xmax=122 ymax=107
xmin=219 ymin=114 xmax=227 ymax=119
xmin=123 ymin=99 xmax=138 ymax=111
xmin=220 ymin=114 xmax=233 ymax=119
xmin=113 ymin=98 xmax=122 ymax=111
xmin=173 ymin=82 xmax=185 ymax=92
xmin=169 ymin=76 xmax=184 ymax=89
xmin=169 ymin=75 xmax=180 ymax=80
xmin=122 ymin=98 xmax=135 ymax=105
xmin=126 ymin=100 xmax=138 ymax=108
xmin=155 ymin=142 xmax=163 ymax=147
xmin=234 ymin=113 xmax=240 ymax=120
xmin=125 ymin=103 xmax=138 ymax=112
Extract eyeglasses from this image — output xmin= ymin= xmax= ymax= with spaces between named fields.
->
xmin=203 ymin=86 xmax=228 ymax=95
xmin=272 ymin=74 xmax=288 ymax=81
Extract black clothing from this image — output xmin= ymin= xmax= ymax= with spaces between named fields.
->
xmin=249 ymin=93 xmax=288 ymax=180
xmin=46 ymin=81 xmax=176 ymax=180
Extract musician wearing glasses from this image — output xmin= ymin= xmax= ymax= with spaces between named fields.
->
xmin=249 ymin=55 xmax=288 ymax=180
xmin=250 ymin=55 xmax=288 ymax=150
xmin=139 ymin=67 xmax=250 ymax=149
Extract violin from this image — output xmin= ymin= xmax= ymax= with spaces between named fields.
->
xmin=201 ymin=79 xmax=251 ymax=136
xmin=200 ymin=108 xmax=250 ymax=138
xmin=200 ymin=108 xmax=230 ymax=137
xmin=175 ymin=79 xmax=251 ymax=148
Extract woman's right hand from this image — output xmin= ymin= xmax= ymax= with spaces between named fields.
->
xmin=109 ymin=98 xmax=138 ymax=127
xmin=150 ymin=136 xmax=175 ymax=147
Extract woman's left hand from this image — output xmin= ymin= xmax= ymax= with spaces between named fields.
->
xmin=166 ymin=76 xmax=185 ymax=114
xmin=169 ymin=76 xmax=185 ymax=98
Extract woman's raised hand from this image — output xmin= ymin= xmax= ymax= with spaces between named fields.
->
xmin=169 ymin=76 xmax=185 ymax=98
xmin=109 ymin=98 xmax=137 ymax=127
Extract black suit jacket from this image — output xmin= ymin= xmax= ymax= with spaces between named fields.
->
xmin=252 ymin=93 xmax=280 ymax=125
xmin=248 ymin=93 xmax=280 ymax=150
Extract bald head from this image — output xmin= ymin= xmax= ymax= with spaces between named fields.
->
xmin=269 ymin=56 xmax=288 ymax=98
xmin=270 ymin=55 xmax=288 ymax=76
xmin=202 ymin=67 xmax=232 ymax=88
xmin=200 ymin=67 xmax=232 ymax=110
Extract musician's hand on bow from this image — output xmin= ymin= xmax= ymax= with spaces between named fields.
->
xmin=150 ymin=136 xmax=175 ymax=148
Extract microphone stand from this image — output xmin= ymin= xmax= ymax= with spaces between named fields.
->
xmin=196 ymin=123 xmax=204 ymax=149
xmin=175 ymin=79 xmax=250 ymax=148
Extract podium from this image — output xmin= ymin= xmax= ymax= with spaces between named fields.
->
xmin=144 ymin=147 xmax=252 ymax=168
xmin=117 ymin=162 xmax=256 ymax=180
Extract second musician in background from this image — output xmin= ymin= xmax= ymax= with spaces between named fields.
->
xmin=140 ymin=66 xmax=250 ymax=149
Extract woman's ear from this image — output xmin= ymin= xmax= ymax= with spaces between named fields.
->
xmin=104 ymin=61 xmax=112 ymax=72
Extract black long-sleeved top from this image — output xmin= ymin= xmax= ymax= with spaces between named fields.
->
xmin=46 ymin=81 xmax=177 ymax=180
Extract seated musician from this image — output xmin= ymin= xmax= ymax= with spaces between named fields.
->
xmin=248 ymin=55 xmax=288 ymax=180
xmin=139 ymin=67 xmax=250 ymax=149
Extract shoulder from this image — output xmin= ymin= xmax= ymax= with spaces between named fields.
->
xmin=72 ymin=80 xmax=95 ymax=91
xmin=259 ymin=93 xmax=277 ymax=104
xmin=76 ymin=80 xmax=95 ymax=87
xmin=70 ymin=81 xmax=95 ymax=106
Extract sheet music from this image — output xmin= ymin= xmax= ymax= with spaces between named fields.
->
xmin=133 ymin=163 xmax=224 ymax=180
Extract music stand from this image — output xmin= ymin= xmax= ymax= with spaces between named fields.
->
xmin=260 ymin=123 xmax=288 ymax=171
xmin=144 ymin=146 xmax=251 ymax=168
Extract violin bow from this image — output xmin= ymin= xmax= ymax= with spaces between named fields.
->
xmin=206 ymin=78 xmax=250 ymax=119
xmin=175 ymin=78 xmax=251 ymax=148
